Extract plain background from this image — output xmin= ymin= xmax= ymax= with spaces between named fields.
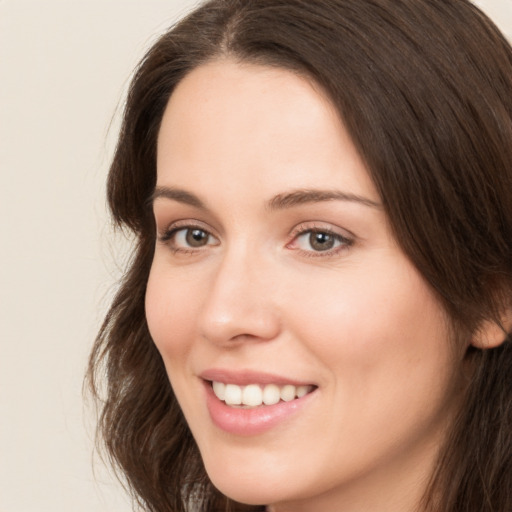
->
xmin=1 ymin=1 xmax=511 ymax=511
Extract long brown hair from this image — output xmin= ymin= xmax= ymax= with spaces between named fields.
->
xmin=87 ymin=1 xmax=512 ymax=510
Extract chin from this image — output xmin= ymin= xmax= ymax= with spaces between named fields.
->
xmin=204 ymin=459 xmax=290 ymax=507
xmin=209 ymin=477 xmax=269 ymax=506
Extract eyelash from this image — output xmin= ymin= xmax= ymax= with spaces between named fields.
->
xmin=158 ymin=221 xmax=353 ymax=257
xmin=158 ymin=221 xmax=219 ymax=254
xmin=287 ymin=223 xmax=353 ymax=258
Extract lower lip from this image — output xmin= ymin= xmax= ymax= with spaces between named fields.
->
xmin=204 ymin=382 xmax=317 ymax=436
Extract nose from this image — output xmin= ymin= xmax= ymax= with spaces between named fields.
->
xmin=198 ymin=247 xmax=281 ymax=346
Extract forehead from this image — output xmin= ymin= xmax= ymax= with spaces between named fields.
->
xmin=156 ymin=59 xmax=378 ymax=204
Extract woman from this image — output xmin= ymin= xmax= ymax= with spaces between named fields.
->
xmin=87 ymin=1 xmax=512 ymax=511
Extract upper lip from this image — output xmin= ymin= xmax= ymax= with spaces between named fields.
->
xmin=200 ymin=368 xmax=316 ymax=387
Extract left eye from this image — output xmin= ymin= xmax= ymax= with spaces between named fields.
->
xmin=294 ymin=230 xmax=346 ymax=252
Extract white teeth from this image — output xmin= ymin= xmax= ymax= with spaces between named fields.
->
xmin=296 ymin=385 xmax=309 ymax=398
xmin=280 ymin=384 xmax=296 ymax=402
xmin=212 ymin=381 xmax=226 ymax=401
xmin=242 ymin=384 xmax=263 ymax=407
xmin=224 ymin=384 xmax=242 ymax=405
xmin=262 ymin=384 xmax=280 ymax=405
xmin=212 ymin=381 xmax=314 ymax=407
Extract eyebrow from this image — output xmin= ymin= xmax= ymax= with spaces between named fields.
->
xmin=267 ymin=188 xmax=381 ymax=210
xmin=151 ymin=186 xmax=207 ymax=209
xmin=150 ymin=186 xmax=381 ymax=210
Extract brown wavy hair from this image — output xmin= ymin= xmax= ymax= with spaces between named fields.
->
xmin=87 ymin=1 xmax=512 ymax=511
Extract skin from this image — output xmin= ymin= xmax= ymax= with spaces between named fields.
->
xmin=146 ymin=60 xmax=466 ymax=512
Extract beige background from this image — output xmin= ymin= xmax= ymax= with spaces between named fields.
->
xmin=1 ymin=1 xmax=511 ymax=511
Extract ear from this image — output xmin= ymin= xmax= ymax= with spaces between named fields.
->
xmin=471 ymin=310 xmax=512 ymax=349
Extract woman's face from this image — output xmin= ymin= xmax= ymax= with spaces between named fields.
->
xmin=146 ymin=60 xmax=465 ymax=511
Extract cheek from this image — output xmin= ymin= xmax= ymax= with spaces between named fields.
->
xmin=281 ymin=259 xmax=459 ymax=466
xmin=145 ymin=264 xmax=210 ymax=430
xmin=145 ymin=263 xmax=199 ymax=359
xmin=283 ymin=256 xmax=453 ymax=385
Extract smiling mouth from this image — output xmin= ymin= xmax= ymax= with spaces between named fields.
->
xmin=210 ymin=381 xmax=317 ymax=408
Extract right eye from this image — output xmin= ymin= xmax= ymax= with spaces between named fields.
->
xmin=160 ymin=226 xmax=219 ymax=252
